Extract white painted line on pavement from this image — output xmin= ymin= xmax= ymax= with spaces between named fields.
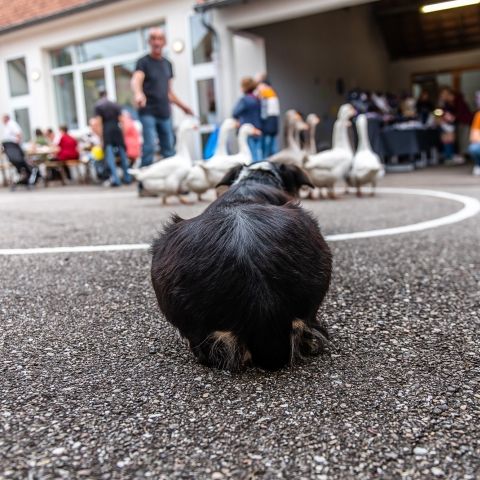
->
xmin=1 ymin=188 xmax=479 ymax=255
xmin=326 ymin=187 xmax=480 ymax=241
xmin=0 ymin=243 xmax=151 ymax=256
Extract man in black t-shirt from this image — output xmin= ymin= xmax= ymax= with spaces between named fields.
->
xmin=94 ymin=90 xmax=132 ymax=187
xmin=131 ymin=27 xmax=193 ymax=167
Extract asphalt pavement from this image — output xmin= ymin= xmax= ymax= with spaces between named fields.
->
xmin=1 ymin=165 xmax=479 ymax=479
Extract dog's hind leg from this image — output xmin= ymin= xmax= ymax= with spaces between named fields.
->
xmin=192 ymin=331 xmax=250 ymax=372
xmin=292 ymin=316 xmax=330 ymax=359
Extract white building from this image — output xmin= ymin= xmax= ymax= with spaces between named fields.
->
xmin=1 ymin=0 xmax=479 ymax=150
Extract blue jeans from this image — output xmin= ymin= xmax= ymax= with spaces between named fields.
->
xmin=443 ymin=142 xmax=454 ymax=161
xmin=140 ymin=114 xmax=175 ymax=167
xmin=263 ymin=134 xmax=278 ymax=158
xmin=468 ymin=143 xmax=480 ymax=166
xmin=248 ymin=136 xmax=263 ymax=163
xmin=105 ymin=145 xmax=132 ymax=185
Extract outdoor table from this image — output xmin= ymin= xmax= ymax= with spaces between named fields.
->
xmin=24 ymin=145 xmax=89 ymax=185
xmin=378 ymin=126 xmax=440 ymax=159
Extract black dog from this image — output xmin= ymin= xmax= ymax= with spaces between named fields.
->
xmin=151 ymin=162 xmax=332 ymax=371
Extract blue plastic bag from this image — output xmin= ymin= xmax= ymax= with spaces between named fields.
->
xmin=203 ymin=126 xmax=220 ymax=160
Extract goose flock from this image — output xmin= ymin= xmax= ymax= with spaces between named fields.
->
xmin=128 ymin=103 xmax=384 ymax=204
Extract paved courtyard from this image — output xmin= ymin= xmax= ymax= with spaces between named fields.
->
xmin=1 ymin=165 xmax=479 ymax=479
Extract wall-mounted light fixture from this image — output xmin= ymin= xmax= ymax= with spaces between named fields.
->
xmin=421 ymin=0 xmax=480 ymax=13
xmin=31 ymin=69 xmax=41 ymax=81
xmin=171 ymin=39 xmax=185 ymax=54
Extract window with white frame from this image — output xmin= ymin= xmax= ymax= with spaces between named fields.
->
xmin=50 ymin=24 xmax=165 ymax=129
xmin=7 ymin=57 xmax=29 ymax=97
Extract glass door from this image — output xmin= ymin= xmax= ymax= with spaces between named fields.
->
xmin=82 ymin=68 xmax=106 ymax=120
xmin=53 ymin=73 xmax=79 ymax=129
xmin=113 ymin=62 xmax=136 ymax=117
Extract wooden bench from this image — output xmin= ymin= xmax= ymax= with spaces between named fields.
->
xmin=43 ymin=159 xmax=87 ymax=187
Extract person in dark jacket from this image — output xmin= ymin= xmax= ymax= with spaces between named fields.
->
xmin=255 ymin=73 xmax=280 ymax=157
xmin=439 ymin=86 xmax=473 ymax=158
xmin=232 ymin=77 xmax=263 ymax=163
xmin=94 ymin=89 xmax=132 ymax=187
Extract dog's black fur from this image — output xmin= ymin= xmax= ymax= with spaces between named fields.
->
xmin=151 ymin=162 xmax=332 ymax=371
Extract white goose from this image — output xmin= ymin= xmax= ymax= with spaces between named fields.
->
xmin=214 ymin=117 xmax=238 ymax=156
xmin=303 ymin=104 xmax=356 ymax=198
xmin=184 ymin=118 xmax=239 ymax=200
xmin=346 ymin=113 xmax=384 ymax=197
xmin=191 ymin=123 xmax=260 ymax=192
xmin=305 ymin=113 xmax=321 ymax=155
xmin=269 ymin=110 xmax=307 ymax=167
xmin=129 ymin=116 xmax=198 ymax=204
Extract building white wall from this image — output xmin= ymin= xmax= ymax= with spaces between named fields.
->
xmin=247 ymin=5 xmax=390 ymax=121
xmin=0 ymin=0 xmax=195 ymax=139
xmin=232 ymin=32 xmax=267 ymax=94
xmin=213 ymin=0 xmax=376 ymax=118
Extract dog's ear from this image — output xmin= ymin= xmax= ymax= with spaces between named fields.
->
xmin=277 ymin=164 xmax=314 ymax=194
xmin=216 ymin=165 xmax=244 ymax=188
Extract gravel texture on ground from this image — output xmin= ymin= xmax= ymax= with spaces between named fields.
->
xmin=1 ymin=165 xmax=479 ymax=479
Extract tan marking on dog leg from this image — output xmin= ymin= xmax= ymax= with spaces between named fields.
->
xmin=290 ymin=319 xmax=306 ymax=364
xmin=209 ymin=331 xmax=242 ymax=371
xmin=292 ymin=319 xmax=305 ymax=331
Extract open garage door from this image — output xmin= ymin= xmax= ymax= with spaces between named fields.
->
xmin=212 ymin=0 xmax=480 ymax=146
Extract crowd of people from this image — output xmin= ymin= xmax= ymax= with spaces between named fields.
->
xmin=2 ymin=26 xmax=480 ymax=186
xmin=345 ymin=86 xmax=480 ymax=173
xmin=1 ymin=110 xmax=141 ymax=186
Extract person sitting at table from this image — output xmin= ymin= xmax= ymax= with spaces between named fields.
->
xmin=468 ymin=91 xmax=480 ymax=177
xmin=34 ymin=128 xmax=49 ymax=147
xmin=438 ymin=86 xmax=472 ymax=162
xmin=46 ymin=127 xmax=57 ymax=145
xmin=416 ymin=90 xmax=434 ymax=124
xmin=53 ymin=125 xmax=79 ymax=180
xmin=2 ymin=114 xmax=22 ymax=144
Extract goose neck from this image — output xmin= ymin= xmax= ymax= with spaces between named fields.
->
xmin=238 ymin=128 xmax=252 ymax=156
xmin=177 ymin=127 xmax=192 ymax=161
xmin=333 ymin=120 xmax=352 ymax=152
xmin=357 ymin=118 xmax=372 ymax=152
xmin=216 ymin=125 xmax=230 ymax=154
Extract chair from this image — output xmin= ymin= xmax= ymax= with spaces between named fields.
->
xmin=2 ymin=142 xmax=40 ymax=190
xmin=0 ymin=152 xmax=13 ymax=187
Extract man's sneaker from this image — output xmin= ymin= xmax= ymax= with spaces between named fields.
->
xmin=473 ymin=166 xmax=480 ymax=176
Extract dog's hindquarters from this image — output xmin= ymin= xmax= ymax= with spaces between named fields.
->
xmin=151 ymin=202 xmax=332 ymax=371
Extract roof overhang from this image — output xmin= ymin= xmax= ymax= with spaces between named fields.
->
xmin=0 ymin=0 xmax=120 ymax=36
xmin=194 ymin=0 xmax=247 ymax=13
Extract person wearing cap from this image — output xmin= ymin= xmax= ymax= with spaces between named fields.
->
xmin=131 ymin=27 xmax=193 ymax=167
xmin=94 ymin=89 xmax=132 ymax=187
xmin=232 ymin=77 xmax=263 ymax=162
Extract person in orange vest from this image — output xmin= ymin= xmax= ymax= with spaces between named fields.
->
xmin=255 ymin=73 xmax=280 ymax=158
